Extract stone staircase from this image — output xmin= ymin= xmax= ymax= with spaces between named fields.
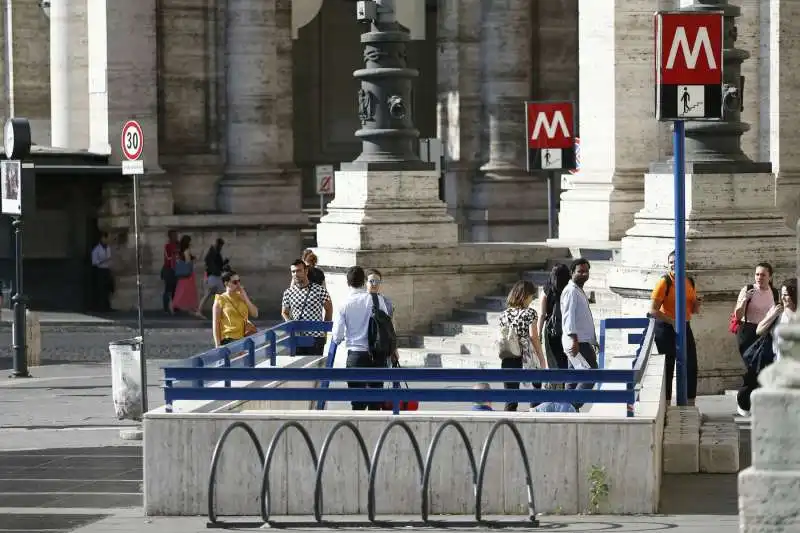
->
xmin=398 ymin=255 xmax=630 ymax=368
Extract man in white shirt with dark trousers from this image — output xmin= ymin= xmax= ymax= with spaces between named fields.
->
xmin=560 ymin=258 xmax=598 ymax=406
xmin=332 ymin=266 xmax=393 ymax=410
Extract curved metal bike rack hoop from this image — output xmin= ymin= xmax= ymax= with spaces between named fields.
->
xmin=207 ymin=421 xmax=265 ymax=527
xmin=260 ymin=421 xmax=319 ymax=523
xmin=474 ymin=419 xmax=539 ymax=525
xmin=312 ymin=420 xmax=371 ymax=523
xmin=366 ymin=419 xmax=425 ymax=522
xmin=420 ymin=419 xmax=479 ymax=523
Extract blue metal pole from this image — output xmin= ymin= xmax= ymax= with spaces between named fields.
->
xmin=673 ymin=120 xmax=688 ymax=407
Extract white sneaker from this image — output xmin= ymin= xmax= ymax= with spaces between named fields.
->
xmin=736 ymin=406 xmax=751 ymax=417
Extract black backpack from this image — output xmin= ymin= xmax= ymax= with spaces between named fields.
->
xmin=545 ymin=288 xmax=563 ymax=339
xmin=368 ymin=293 xmax=397 ymax=359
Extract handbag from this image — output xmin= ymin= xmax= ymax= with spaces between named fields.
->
xmin=223 ymin=294 xmax=257 ymax=338
xmin=382 ymin=361 xmax=419 ymax=411
xmin=174 ymin=259 xmax=192 ymax=279
xmin=728 ymin=312 xmax=741 ymax=334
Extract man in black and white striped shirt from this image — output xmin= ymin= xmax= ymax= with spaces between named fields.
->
xmin=281 ymin=259 xmax=332 ymax=355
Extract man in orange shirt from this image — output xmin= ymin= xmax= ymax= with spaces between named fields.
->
xmin=649 ymin=250 xmax=702 ymax=405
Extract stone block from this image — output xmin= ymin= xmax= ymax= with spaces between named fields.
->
xmin=663 ymin=406 xmax=700 ymax=473
xmin=699 ymin=422 xmax=739 ymax=474
xmin=738 ymin=467 xmax=800 ymax=532
xmin=750 ymin=389 xmax=800 ymax=470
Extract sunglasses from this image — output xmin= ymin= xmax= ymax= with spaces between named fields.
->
xmin=368 ymin=279 xmax=382 ymax=285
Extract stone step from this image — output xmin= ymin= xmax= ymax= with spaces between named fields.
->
xmin=396 ymin=347 xmax=495 ymax=369
xmin=699 ymin=420 xmax=740 ymax=474
xmin=663 ymin=405 xmax=701 ymax=474
xmin=473 ymin=294 xmax=508 ymax=311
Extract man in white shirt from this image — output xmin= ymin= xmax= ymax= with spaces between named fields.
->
xmin=560 ymin=258 xmax=598 ymax=401
xmin=90 ymin=232 xmax=114 ymax=311
xmin=332 ymin=266 xmax=393 ymax=410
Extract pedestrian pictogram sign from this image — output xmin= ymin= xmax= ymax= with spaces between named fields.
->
xmin=121 ymin=120 xmax=144 ymax=161
xmin=655 ymin=11 xmax=724 ymax=121
xmin=524 ymin=101 xmax=577 ymax=172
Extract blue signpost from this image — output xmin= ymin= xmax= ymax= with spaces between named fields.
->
xmin=673 ymin=121 xmax=688 ymax=406
xmin=655 ymin=10 xmax=724 ymax=406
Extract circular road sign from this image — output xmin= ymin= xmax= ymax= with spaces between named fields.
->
xmin=121 ymin=120 xmax=144 ymax=161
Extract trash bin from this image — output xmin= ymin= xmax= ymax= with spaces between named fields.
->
xmin=109 ymin=337 xmax=144 ymax=422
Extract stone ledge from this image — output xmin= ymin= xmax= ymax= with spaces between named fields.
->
xmin=738 ymin=467 xmax=800 ymax=532
xmin=699 ymin=421 xmax=739 ymax=474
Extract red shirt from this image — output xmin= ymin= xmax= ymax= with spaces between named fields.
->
xmin=164 ymin=242 xmax=178 ymax=269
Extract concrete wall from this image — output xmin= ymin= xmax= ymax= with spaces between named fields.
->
xmin=143 ymin=354 xmax=666 ymax=517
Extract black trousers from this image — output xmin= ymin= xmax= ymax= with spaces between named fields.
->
xmin=654 ymin=320 xmax=698 ymax=402
xmin=737 ymin=322 xmax=759 ymax=357
xmin=566 ymin=343 xmax=599 ymax=409
xmin=161 ymin=267 xmax=177 ymax=312
xmin=296 ymin=337 xmax=327 ymax=356
xmin=346 ymin=350 xmax=387 ymax=411
xmin=547 ymin=333 xmax=569 ymax=369
xmin=736 ymin=366 xmax=760 ymax=413
xmin=501 ymin=356 xmax=527 ymax=412
xmin=91 ymin=267 xmax=113 ymax=311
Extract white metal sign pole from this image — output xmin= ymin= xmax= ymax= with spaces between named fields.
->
xmin=121 ymin=120 xmax=147 ymax=413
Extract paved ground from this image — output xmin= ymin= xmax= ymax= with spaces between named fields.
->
xmin=0 ymin=358 xmax=744 ymax=532
xmin=0 ymin=310 xmax=281 ymax=363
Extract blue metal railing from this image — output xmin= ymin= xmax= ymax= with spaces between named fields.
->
xmin=162 ymin=318 xmax=657 ymax=417
xmin=167 ymin=320 xmax=334 ymax=389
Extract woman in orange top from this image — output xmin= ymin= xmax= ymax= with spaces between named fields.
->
xmin=649 ymin=250 xmax=701 ymax=406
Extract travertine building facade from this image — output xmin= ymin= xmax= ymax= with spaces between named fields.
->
xmin=1 ymin=0 xmax=799 ymax=317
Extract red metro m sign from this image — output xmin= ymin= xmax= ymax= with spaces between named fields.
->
xmin=655 ymin=11 xmax=724 ymax=121
xmin=525 ymin=101 xmax=576 ymax=172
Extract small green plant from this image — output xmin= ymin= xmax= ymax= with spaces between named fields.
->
xmin=587 ymin=464 xmax=610 ymax=514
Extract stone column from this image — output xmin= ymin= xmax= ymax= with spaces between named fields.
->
xmin=436 ymin=0 xmax=481 ymax=241
xmin=217 ymin=0 xmax=301 ymax=215
xmin=557 ymin=0 xmax=659 ymax=242
xmin=469 ymin=0 xmax=547 ymax=242
xmin=50 ymin=0 xmax=89 ymax=149
xmin=764 ymin=0 xmax=800 ymax=228
xmin=739 ymin=293 xmax=800 ymax=531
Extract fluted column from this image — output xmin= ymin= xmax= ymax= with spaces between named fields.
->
xmin=557 ymin=0 xmax=658 ymax=242
xmin=469 ymin=0 xmax=546 ymax=242
xmin=50 ymin=0 xmax=89 ymax=149
xmin=764 ymin=0 xmax=800 ymax=228
xmin=436 ymin=0 xmax=481 ymax=241
xmin=217 ymin=0 xmax=300 ymax=214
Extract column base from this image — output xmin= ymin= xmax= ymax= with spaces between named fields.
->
xmin=608 ymin=170 xmax=795 ymax=394
xmin=467 ymin=175 xmax=548 ymax=242
xmin=317 ymin=169 xmax=458 ymax=249
xmin=164 ymin=154 xmax=222 ymax=214
xmin=558 ymin=171 xmax=644 ymax=242
xmin=217 ymin=167 xmax=301 ymax=214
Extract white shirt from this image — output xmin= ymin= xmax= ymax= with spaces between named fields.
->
xmin=773 ymin=308 xmax=796 ymax=362
xmin=560 ymin=279 xmax=596 ymax=353
xmin=91 ymin=244 xmax=111 ymax=269
xmin=332 ymin=289 xmax=392 ymax=352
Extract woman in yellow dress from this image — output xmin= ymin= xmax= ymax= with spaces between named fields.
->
xmin=212 ymin=271 xmax=259 ymax=347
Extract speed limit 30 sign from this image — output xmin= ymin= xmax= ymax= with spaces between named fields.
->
xmin=121 ymin=120 xmax=144 ymax=161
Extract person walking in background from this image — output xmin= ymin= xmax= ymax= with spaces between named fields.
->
xmin=160 ymin=230 xmax=179 ymax=314
xmin=282 ymin=259 xmax=332 ymax=355
xmin=212 ymin=271 xmax=259 ymax=347
xmin=732 ymin=262 xmax=779 ymax=357
xmin=171 ymin=235 xmax=202 ymax=317
xmin=90 ymin=232 xmax=114 ymax=312
xmin=197 ymin=238 xmax=226 ymax=317
xmin=366 ymin=269 xmax=399 ymax=365
xmin=561 ymin=258 xmax=598 ymax=407
xmin=303 ymin=249 xmax=326 ymax=287
xmin=538 ymin=263 xmax=571 ymax=370
xmin=649 ymin=250 xmax=701 ymax=406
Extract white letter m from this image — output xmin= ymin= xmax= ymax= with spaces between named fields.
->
xmin=666 ymin=26 xmax=717 ymax=70
xmin=531 ymin=111 xmax=569 ymax=141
